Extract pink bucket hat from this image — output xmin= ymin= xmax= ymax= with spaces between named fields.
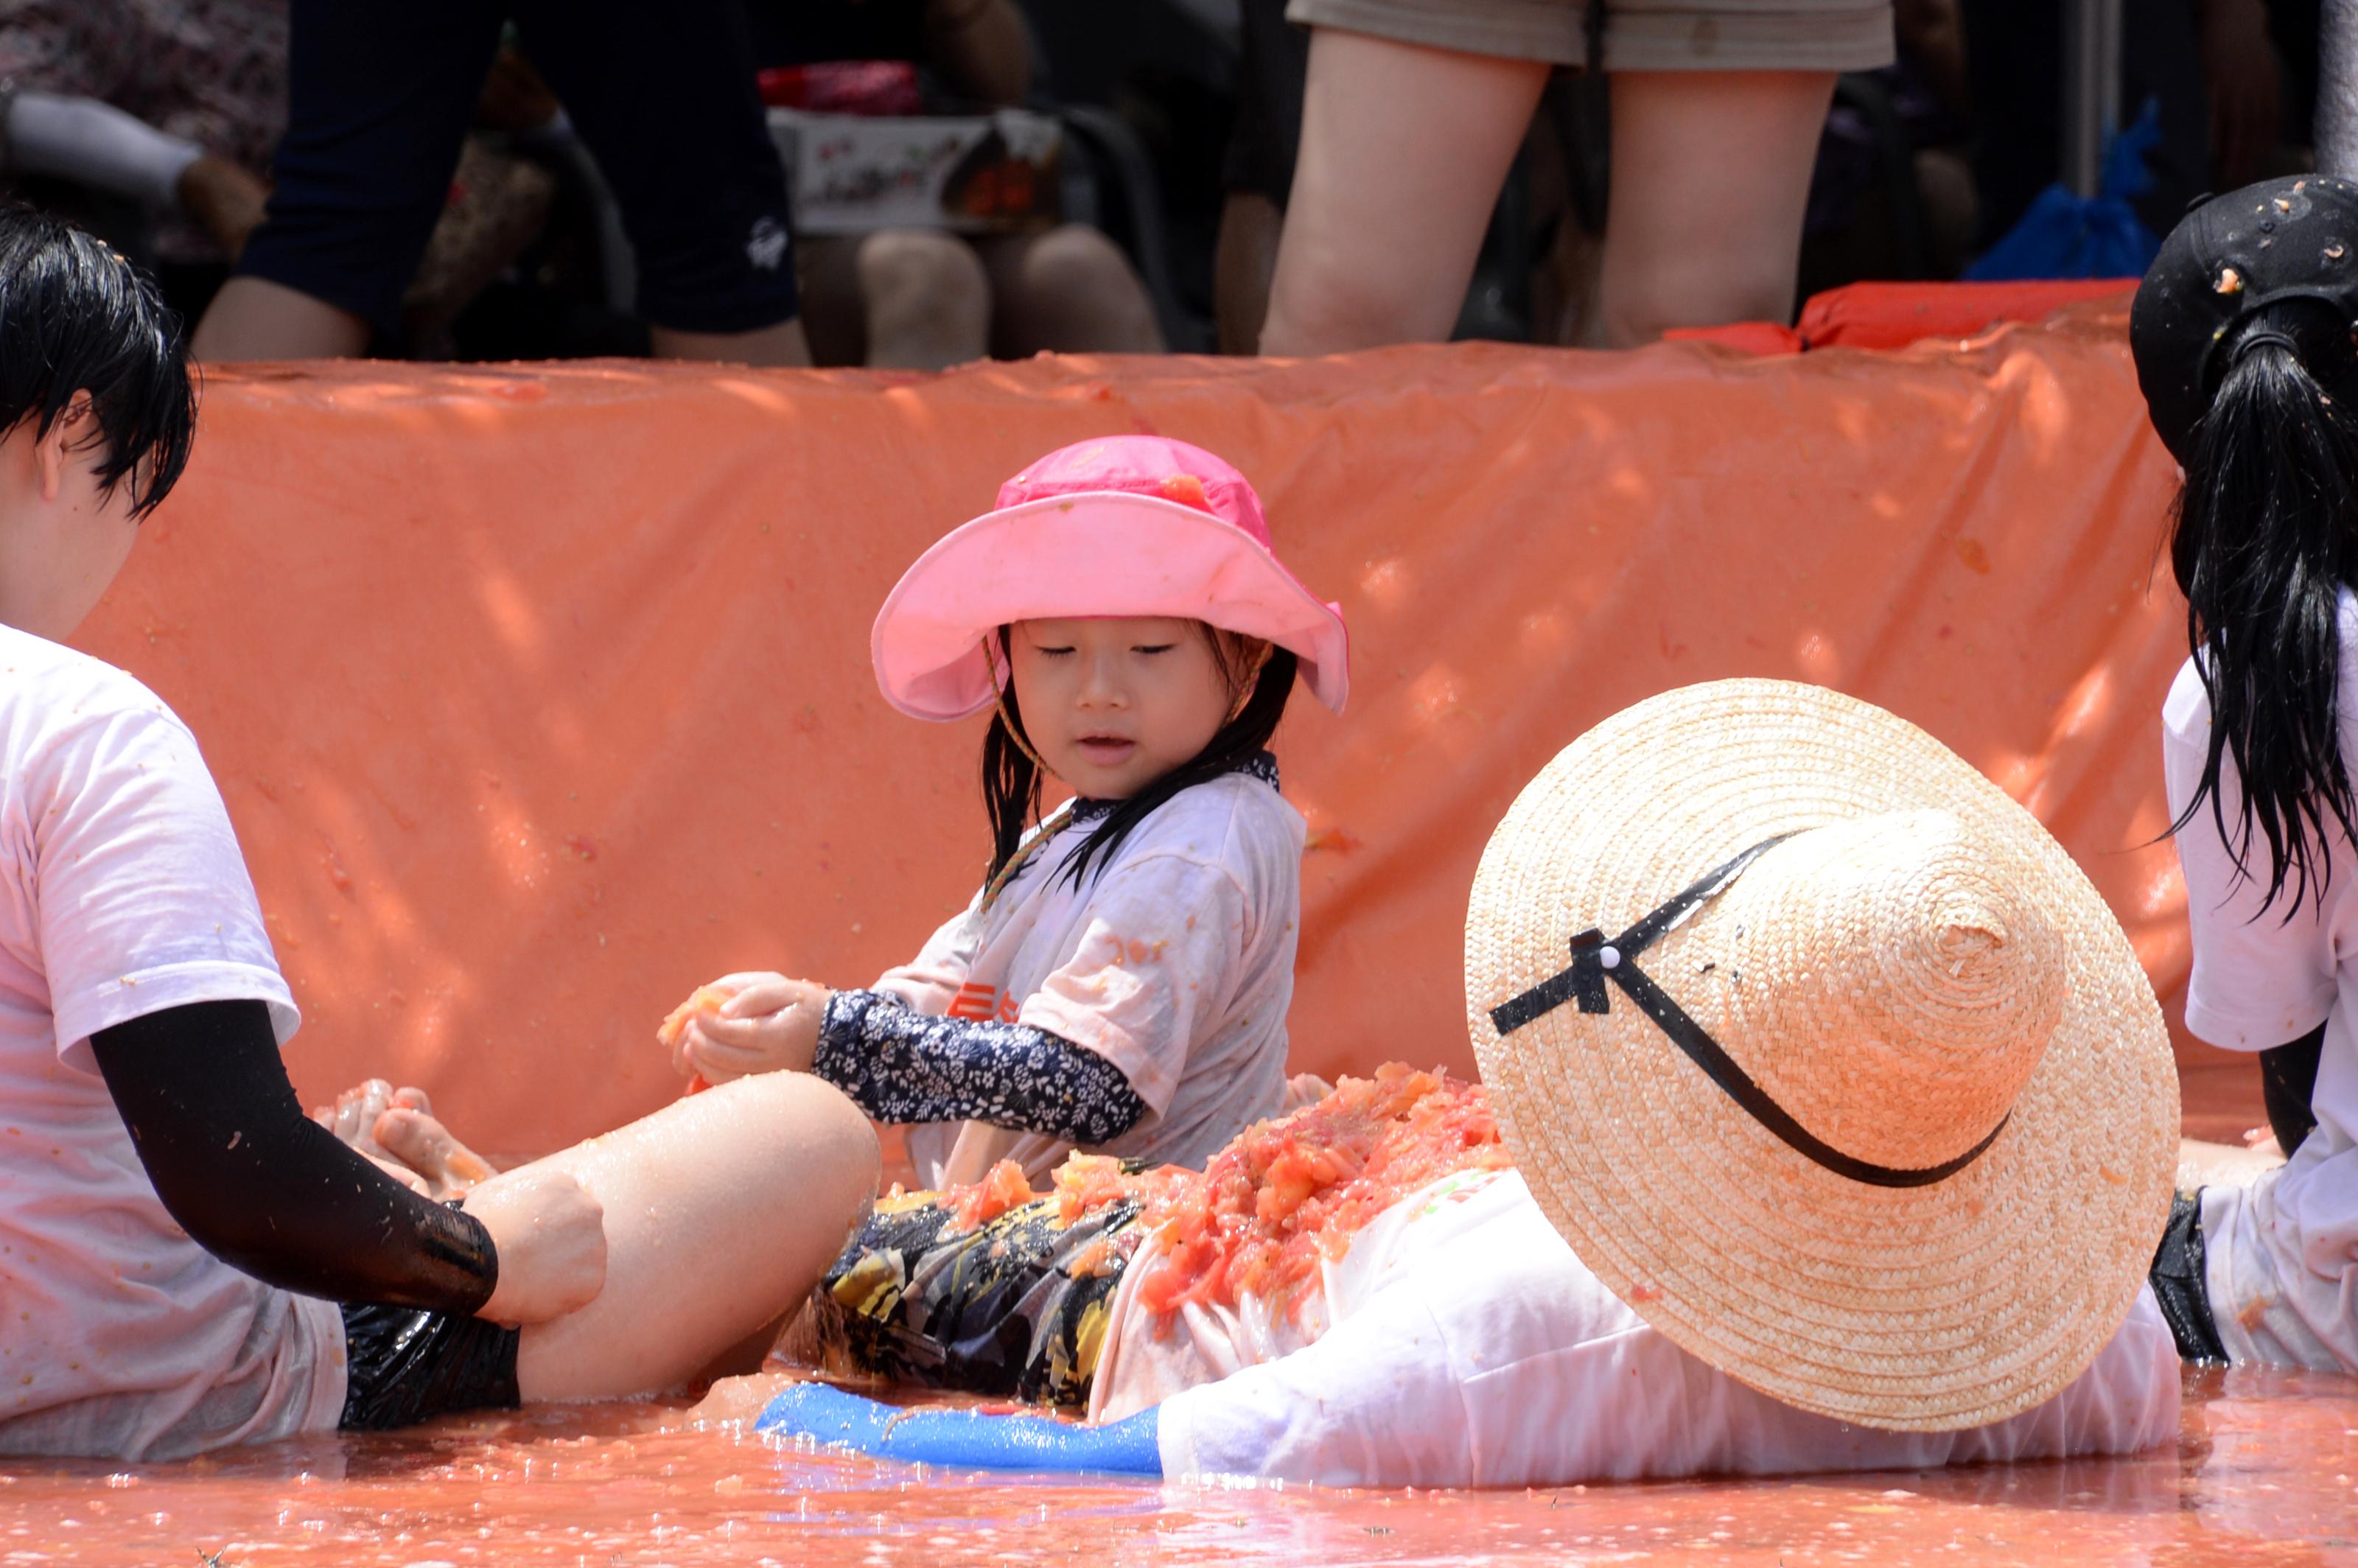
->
xmin=872 ymin=436 xmax=1349 ymax=721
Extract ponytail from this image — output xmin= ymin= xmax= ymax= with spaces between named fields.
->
xmin=2169 ymin=309 xmax=2358 ymax=912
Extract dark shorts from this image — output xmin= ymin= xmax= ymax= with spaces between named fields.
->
xmin=242 ymin=0 xmax=797 ymax=339
xmin=2148 ymin=1189 xmax=2228 ymax=1365
xmin=337 ymin=1302 xmax=522 ymax=1432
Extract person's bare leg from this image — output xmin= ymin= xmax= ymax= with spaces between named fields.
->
xmin=976 ymin=226 xmax=1165 ymax=357
xmin=323 ymin=1072 xmax=876 ymax=1395
xmin=190 ymin=276 xmax=373 ymax=361
xmin=1214 ymin=192 xmax=1284 ymax=355
xmin=2178 ymin=1136 xmax=2286 ymax=1190
xmin=853 ymin=228 xmax=990 ymax=371
xmin=648 ymin=318 xmax=814 ymax=367
xmin=1259 ymin=29 xmax=1548 ymax=355
xmin=512 ymin=1071 xmax=878 ymax=1401
xmin=1588 ymin=70 xmax=1836 ymax=349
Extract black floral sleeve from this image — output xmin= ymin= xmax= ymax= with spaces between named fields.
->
xmin=812 ymin=990 xmax=1149 ymax=1145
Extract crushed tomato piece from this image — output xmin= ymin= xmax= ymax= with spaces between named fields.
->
xmin=930 ymin=1065 xmax=1511 ymax=1326
xmin=657 ymin=984 xmax=740 ymax=1095
xmin=938 ymin=1158 xmax=1040 ymax=1232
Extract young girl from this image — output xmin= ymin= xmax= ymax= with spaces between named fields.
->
xmin=2130 ymin=175 xmax=2358 ymax=1371
xmin=666 ymin=436 xmax=1350 ymax=1187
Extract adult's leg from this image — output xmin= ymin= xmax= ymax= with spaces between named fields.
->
xmin=856 ymin=230 xmax=992 ymax=370
xmin=1586 ymin=70 xmax=1836 ymax=349
xmin=976 ymin=226 xmax=1165 ymax=358
xmin=192 ymin=0 xmax=500 ymax=361
xmin=517 ymin=0 xmax=808 ymax=366
xmin=1259 ymin=29 xmax=1547 ymax=355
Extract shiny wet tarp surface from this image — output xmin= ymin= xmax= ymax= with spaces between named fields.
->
xmin=4 ymin=1367 xmax=2349 ymax=1566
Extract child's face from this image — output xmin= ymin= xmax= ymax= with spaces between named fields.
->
xmin=1009 ymin=617 xmax=1236 ymax=799
xmin=0 ymin=404 xmax=143 ymax=641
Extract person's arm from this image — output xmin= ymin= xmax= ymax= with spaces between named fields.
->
xmin=811 ymin=989 xmax=1148 ymax=1143
xmin=3 ymin=89 xmax=202 ymax=208
xmin=756 ymin=1379 xmax=1161 ymax=1474
xmin=0 ymin=89 xmax=270 ymax=258
xmin=2161 ymin=682 xmax=2340 ymax=1058
xmin=88 ymin=1000 xmax=505 ymax=1312
xmin=2259 ymin=1022 xmax=2325 ymax=1157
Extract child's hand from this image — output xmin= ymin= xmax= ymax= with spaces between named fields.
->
xmin=678 ymin=971 xmax=832 ymax=1084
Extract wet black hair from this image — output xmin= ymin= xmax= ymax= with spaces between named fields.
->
xmin=0 ymin=204 xmax=195 ymax=518
xmin=2166 ymin=301 xmax=2358 ymax=913
xmin=982 ymin=624 xmax=1298 ymax=892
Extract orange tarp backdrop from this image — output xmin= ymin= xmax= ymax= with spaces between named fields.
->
xmin=83 ymin=301 xmax=2206 ymax=1155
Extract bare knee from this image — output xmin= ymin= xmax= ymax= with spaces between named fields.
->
xmin=990 ymin=225 xmax=1163 ymax=354
xmin=735 ymin=1073 xmax=881 ymax=1233
xmin=1261 ymin=253 xmax=1438 ymax=356
xmin=855 ymin=228 xmax=990 ymax=368
xmin=1009 ymin=226 xmax=1131 ymax=301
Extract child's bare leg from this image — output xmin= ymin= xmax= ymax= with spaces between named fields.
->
xmin=511 ymin=1071 xmax=878 ymax=1401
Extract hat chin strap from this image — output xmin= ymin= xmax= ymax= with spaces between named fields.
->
xmin=1488 ymin=834 xmax=2011 ymax=1190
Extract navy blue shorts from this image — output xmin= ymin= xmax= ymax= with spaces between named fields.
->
xmin=242 ymin=0 xmax=797 ymax=340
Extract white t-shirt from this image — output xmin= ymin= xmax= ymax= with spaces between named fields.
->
xmin=1120 ymin=1170 xmax=2179 ymax=1488
xmin=0 ymin=626 xmax=343 ymax=1460
xmin=878 ymin=773 xmax=1302 ymax=1186
xmin=2161 ymin=605 xmax=2358 ymax=1371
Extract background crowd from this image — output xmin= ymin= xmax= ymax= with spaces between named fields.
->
xmin=0 ymin=0 xmax=2321 ymax=368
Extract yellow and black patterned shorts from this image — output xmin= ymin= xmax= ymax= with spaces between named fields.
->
xmin=807 ymin=1184 xmax=1146 ymax=1407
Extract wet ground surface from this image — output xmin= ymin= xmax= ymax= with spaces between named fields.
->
xmin=4 ymin=1365 xmax=2352 ymax=1567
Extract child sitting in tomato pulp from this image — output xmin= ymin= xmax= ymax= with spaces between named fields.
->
xmin=663 ymin=436 xmax=1350 ymax=1186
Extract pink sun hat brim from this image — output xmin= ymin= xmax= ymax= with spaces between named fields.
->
xmin=872 ymin=448 xmax=1349 ymax=722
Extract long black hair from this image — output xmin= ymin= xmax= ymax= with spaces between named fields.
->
xmin=982 ymin=625 xmax=1298 ymax=891
xmin=2168 ymin=303 xmax=2358 ymax=913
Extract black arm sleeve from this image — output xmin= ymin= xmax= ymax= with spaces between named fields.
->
xmin=89 ymin=1000 xmax=497 ymax=1315
xmin=2260 ymin=1022 xmax=2326 ymax=1159
xmin=811 ymin=989 xmax=1149 ymax=1145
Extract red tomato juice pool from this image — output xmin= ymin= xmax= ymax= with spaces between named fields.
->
xmin=1 ymin=1364 xmax=2349 ymax=1566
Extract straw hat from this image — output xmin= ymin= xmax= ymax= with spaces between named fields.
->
xmin=872 ymin=436 xmax=1348 ymax=722
xmin=1465 ymin=679 xmax=2177 ymax=1432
